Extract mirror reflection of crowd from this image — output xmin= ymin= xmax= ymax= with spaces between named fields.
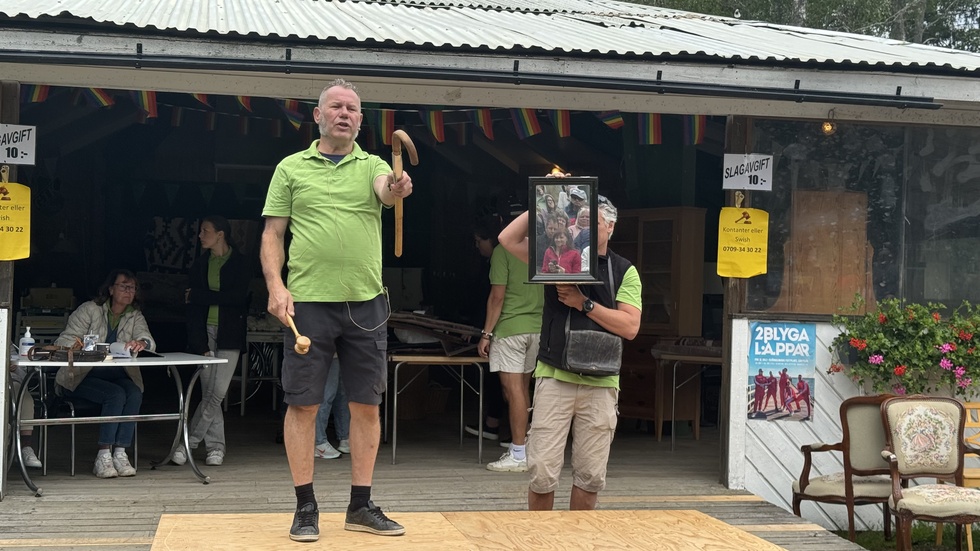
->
xmin=535 ymin=185 xmax=591 ymax=275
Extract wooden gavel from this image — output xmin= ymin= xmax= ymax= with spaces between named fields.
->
xmin=286 ymin=314 xmax=311 ymax=355
xmin=391 ymin=129 xmax=419 ymax=257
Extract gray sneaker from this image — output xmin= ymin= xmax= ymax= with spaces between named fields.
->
xmin=344 ymin=501 xmax=405 ymax=536
xmin=289 ymin=502 xmax=319 ymax=542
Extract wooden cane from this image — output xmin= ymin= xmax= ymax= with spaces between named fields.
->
xmin=285 ymin=314 xmax=311 ymax=355
xmin=391 ymin=129 xmax=419 ymax=257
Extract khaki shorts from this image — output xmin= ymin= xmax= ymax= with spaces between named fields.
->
xmin=527 ymin=376 xmax=618 ymax=494
xmin=488 ymin=333 xmax=540 ymax=374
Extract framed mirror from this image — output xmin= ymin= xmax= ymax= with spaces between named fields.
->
xmin=527 ymin=176 xmax=600 ymax=284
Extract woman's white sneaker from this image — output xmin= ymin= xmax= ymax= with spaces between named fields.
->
xmin=314 ymin=442 xmax=341 ymax=459
xmin=206 ymin=450 xmax=224 ymax=466
xmin=113 ymin=451 xmax=137 ymax=477
xmin=21 ymin=446 xmax=42 ymax=468
xmin=93 ymin=453 xmax=118 ymax=478
xmin=172 ymin=445 xmax=188 ymax=465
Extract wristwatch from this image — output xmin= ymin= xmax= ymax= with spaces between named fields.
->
xmin=582 ymin=299 xmax=595 ymax=313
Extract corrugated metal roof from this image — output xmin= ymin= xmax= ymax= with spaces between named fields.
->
xmin=1 ymin=0 xmax=978 ymax=74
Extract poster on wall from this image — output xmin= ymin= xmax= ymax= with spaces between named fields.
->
xmin=747 ymin=321 xmax=815 ymax=422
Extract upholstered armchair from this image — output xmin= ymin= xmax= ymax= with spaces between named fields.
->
xmin=881 ymin=395 xmax=980 ymax=551
xmin=793 ymin=394 xmax=893 ymax=541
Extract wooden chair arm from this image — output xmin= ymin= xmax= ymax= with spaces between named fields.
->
xmin=881 ymin=448 xmax=904 ymax=503
xmin=798 ymin=442 xmax=843 ymax=493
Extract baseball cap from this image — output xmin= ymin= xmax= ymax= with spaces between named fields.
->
xmin=570 ymin=188 xmax=586 ymax=200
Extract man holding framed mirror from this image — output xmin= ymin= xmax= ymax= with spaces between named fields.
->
xmin=499 ymin=174 xmax=642 ymax=511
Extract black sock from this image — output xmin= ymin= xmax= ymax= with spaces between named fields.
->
xmin=295 ymin=483 xmax=316 ymax=510
xmin=20 ymin=434 xmax=32 ymax=448
xmin=349 ymin=485 xmax=371 ymax=512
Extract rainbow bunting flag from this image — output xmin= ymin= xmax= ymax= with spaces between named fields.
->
xmin=474 ymin=108 xmax=494 ymax=140
xmin=638 ymin=113 xmax=662 ymax=145
xmin=23 ymin=84 xmax=49 ymax=103
xmin=277 ymin=99 xmax=304 ymax=130
xmin=510 ymin=108 xmax=541 ymax=139
xmin=420 ymin=109 xmax=445 ymax=143
xmin=83 ymin=88 xmax=115 ymax=108
xmin=239 ymin=116 xmax=249 ymax=135
xmin=597 ymin=110 xmax=624 ymax=130
xmin=547 ymin=110 xmax=571 ymax=138
xmin=132 ymin=90 xmax=158 ymax=118
xmin=204 ymin=111 xmax=216 ymax=131
xmin=380 ymin=109 xmax=394 ymax=145
xmin=236 ymin=96 xmax=253 ymax=112
xmin=171 ymin=106 xmax=184 ymax=127
xmin=683 ymin=114 xmax=707 ymax=145
xmin=191 ymin=93 xmax=210 ymax=108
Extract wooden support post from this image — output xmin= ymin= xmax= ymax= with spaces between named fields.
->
xmin=0 ymin=80 xmax=21 ymax=501
xmin=719 ymin=115 xmax=750 ymax=487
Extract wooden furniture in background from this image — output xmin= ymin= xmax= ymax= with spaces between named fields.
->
xmin=615 ymin=207 xmax=706 ymax=337
xmin=792 ymin=394 xmax=893 ymax=542
xmin=769 ymin=190 xmax=875 ymax=315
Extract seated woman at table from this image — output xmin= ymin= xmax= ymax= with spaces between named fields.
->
xmin=54 ymin=269 xmax=156 ymax=479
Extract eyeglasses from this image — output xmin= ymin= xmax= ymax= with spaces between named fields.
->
xmin=114 ymin=284 xmax=137 ymax=292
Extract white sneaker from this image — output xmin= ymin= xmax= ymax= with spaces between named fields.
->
xmin=338 ymin=439 xmax=351 ymax=454
xmin=206 ymin=450 xmax=224 ymax=466
xmin=172 ymin=445 xmax=187 ymax=466
xmin=314 ymin=442 xmax=340 ymax=459
xmin=21 ymin=446 xmax=42 ymax=468
xmin=94 ymin=453 xmax=118 ymax=478
xmin=113 ymin=451 xmax=137 ymax=477
xmin=486 ymin=451 xmax=528 ymax=472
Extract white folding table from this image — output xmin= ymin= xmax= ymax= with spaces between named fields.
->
xmin=10 ymin=352 xmax=227 ymax=496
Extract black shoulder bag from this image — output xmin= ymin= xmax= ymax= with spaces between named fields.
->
xmin=560 ymin=257 xmax=623 ymax=377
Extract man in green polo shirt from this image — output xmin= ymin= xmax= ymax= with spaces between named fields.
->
xmin=475 ymin=216 xmax=544 ymax=473
xmin=261 ymin=79 xmax=411 ymax=542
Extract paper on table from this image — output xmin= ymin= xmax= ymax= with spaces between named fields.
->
xmin=109 ymin=341 xmax=135 ymax=358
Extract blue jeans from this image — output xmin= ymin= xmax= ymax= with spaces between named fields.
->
xmin=187 ymin=325 xmax=241 ymax=453
xmin=315 ymin=357 xmax=350 ymax=445
xmin=66 ymin=367 xmax=142 ymax=447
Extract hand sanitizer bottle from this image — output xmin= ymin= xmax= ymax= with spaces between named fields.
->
xmin=19 ymin=326 xmax=35 ymax=356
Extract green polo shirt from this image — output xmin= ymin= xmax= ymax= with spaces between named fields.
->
xmin=534 ymin=265 xmax=642 ymax=389
xmin=489 ymin=244 xmax=543 ymax=339
xmin=263 ymin=141 xmax=391 ymax=302
xmin=206 ymin=248 xmax=232 ymax=325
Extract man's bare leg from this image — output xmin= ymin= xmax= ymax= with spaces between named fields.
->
xmin=348 ymin=402 xmax=380 ymax=486
xmin=284 ymin=404 xmax=318 ymax=485
xmin=570 ymin=485 xmax=598 ymax=510
xmin=500 ymin=372 xmax=532 ymax=445
xmin=529 ymin=490 xmax=555 ymax=511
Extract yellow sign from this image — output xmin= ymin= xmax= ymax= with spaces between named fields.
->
xmin=0 ymin=181 xmax=30 ymax=260
xmin=717 ymin=207 xmax=768 ymax=278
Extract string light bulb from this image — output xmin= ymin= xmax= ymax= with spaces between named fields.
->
xmin=821 ymin=108 xmax=838 ymax=136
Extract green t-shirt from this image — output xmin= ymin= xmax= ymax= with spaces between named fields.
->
xmin=489 ymin=244 xmax=543 ymax=339
xmin=206 ymin=248 xmax=232 ymax=326
xmin=534 ymin=265 xmax=642 ymax=389
xmin=262 ymin=141 xmax=391 ymax=302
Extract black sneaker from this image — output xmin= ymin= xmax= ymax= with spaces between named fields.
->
xmin=345 ymin=501 xmax=406 ymax=536
xmin=464 ymin=424 xmax=499 ymax=441
xmin=289 ymin=502 xmax=319 ymax=542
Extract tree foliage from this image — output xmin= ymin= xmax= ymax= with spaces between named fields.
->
xmin=626 ymin=0 xmax=980 ymax=52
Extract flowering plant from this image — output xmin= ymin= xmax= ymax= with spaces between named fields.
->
xmin=828 ymin=296 xmax=980 ymax=396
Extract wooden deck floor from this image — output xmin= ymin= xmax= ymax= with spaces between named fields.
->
xmin=1 ymin=399 xmax=863 ymax=551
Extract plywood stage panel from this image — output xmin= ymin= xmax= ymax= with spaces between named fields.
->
xmin=151 ymin=510 xmax=786 ymax=550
